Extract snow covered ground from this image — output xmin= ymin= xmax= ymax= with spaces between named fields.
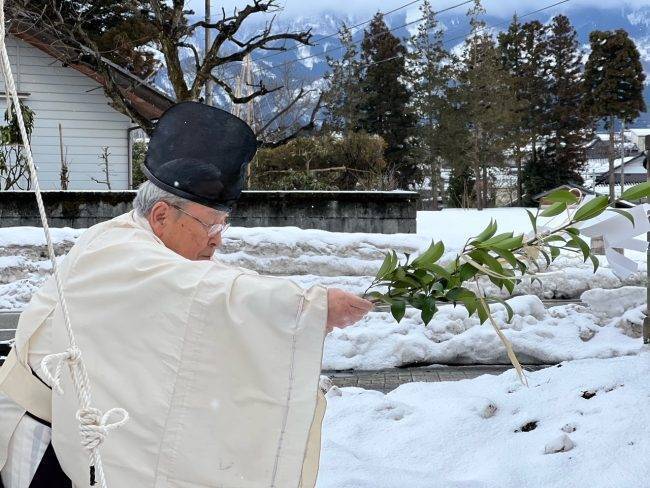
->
xmin=318 ymin=350 xmax=650 ymax=488
xmin=323 ymin=288 xmax=646 ymax=369
xmin=0 ymin=208 xmax=647 ymax=367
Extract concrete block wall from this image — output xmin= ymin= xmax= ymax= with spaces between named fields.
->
xmin=0 ymin=190 xmax=419 ymax=233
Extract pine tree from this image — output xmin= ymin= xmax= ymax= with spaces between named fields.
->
xmin=323 ymin=25 xmax=365 ymax=132
xmin=583 ymin=29 xmax=647 ymax=202
xmin=498 ymin=17 xmax=549 ymax=205
xmin=545 ymin=15 xmax=591 ymax=187
xmin=409 ymin=0 xmax=450 ymax=209
xmin=358 ymin=13 xmax=417 ymax=189
xmin=447 ymin=164 xmax=475 ymax=208
xmin=455 ymin=0 xmax=514 ymax=210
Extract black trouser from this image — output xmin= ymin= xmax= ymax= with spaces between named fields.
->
xmin=29 ymin=443 xmax=72 ymax=488
xmin=0 ymin=442 xmax=71 ymax=488
xmin=0 ymin=410 xmax=72 ymax=488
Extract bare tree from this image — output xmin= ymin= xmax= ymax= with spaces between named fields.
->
xmin=91 ymin=146 xmax=112 ymax=189
xmin=254 ymin=63 xmax=323 ymax=147
xmin=58 ymin=123 xmax=70 ymax=190
xmin=11 ymin=1 xmax=320 ymax=140
xmin=0 ymin=100 xmax=34 ymax=190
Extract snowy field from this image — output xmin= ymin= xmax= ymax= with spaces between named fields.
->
xmin=318 ymin=351 xmax=650 ymax=488
xmin=0 ymin=208 xmax=647 ymax=367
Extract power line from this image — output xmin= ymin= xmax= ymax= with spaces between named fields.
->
xmin=219 ymin=0 xmax=474 ymax=86
xmin=247 ymin=0 xmax=475 ymax=78
xmin=278 ymin=0 xmax=572 ymax=86
xmin=248 ymin=0 xmax=426 ymax=64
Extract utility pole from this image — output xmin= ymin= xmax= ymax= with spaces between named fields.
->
xmin=204 ymin=0 xmax=213 ymax=106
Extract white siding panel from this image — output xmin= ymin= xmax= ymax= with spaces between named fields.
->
xmin=0 ymin=36 xmax=133 ymax=190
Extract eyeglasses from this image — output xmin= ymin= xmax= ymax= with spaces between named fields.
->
xmin=170 ymin=204 xmax=230 ymax=237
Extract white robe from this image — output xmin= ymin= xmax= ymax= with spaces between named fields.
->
xmin=0 ymin=211 xmax=328 ymax=487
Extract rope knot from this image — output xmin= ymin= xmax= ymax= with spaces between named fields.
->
xmin=40 ymin=347 xmax=83 ymax=394
xmin=76 ymin=407 xmax=129 ymax=451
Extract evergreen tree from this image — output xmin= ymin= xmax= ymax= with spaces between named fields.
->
xmin=545 ymin=15 xmax=591 ymax=187
xmin=447 ymin=164 xmax=475 ymax=208
xmin=455 ymin=0 xmax=514 ymax=210
xmin=583 ymin=29 xmax=646 ymax=202
xmin=409 ymin=0 xmax=450 ymax=209
xmin=358 ymin=13 xmax=417 ymax=189
xmin=498 ymin=17 xmax=549 ymax=205
xmin=323 ymin=25 xmax=365 ymax=132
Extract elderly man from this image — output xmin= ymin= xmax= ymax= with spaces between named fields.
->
xmin=0 ymin=102 xmax=373 ymax=488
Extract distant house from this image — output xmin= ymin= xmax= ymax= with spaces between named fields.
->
xmin=629 ymin=128 xmax=650 ymax=152
xmin=0 ymin=29 xmax=173 ymax=190
xmin=594 ymin=151 xmax=647 ymax=186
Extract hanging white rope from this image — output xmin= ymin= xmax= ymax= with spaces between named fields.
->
xmin=0 ymin=7 xmax=128 ymax=488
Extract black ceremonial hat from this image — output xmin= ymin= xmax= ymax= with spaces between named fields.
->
xmin=143 ymin=101 xmax=258 ymax=211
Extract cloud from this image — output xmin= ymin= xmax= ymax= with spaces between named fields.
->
xmin=190 ymin=0 xmax=650 ymax=20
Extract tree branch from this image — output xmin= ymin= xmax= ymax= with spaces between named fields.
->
xmin=261 ymin=92 xmax=323 ymax=147
xmin=211 ymin=75 xmax=281 ymax=104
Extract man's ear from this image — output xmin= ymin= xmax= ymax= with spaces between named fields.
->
xmin=148 ymin=201 xmax=172 ymax=237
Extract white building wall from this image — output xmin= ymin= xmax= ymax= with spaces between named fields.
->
xmin=0 ymin=36 xmax=133 ymax=190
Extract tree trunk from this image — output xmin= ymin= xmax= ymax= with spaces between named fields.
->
xmin=608 ymin=115 xmax=616 ymax=203
xmin=515 ymin=145 xmax=522 ymax=206
xmin=474 ymin=127 xmax=482 ymax=210
xmin=620 ymin=119 xmax=626 ymax=196
xmin=482 ymin=165 xmax=489 ymax=208
xmin=431 ymin=158 xmax=440 ymax=211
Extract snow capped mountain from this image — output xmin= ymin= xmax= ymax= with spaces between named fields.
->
xmin=152 ymin=3 xmax=650 ymax=125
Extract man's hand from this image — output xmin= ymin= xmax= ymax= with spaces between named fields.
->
xmin=326 ymin=288 xmax=374 ymax=333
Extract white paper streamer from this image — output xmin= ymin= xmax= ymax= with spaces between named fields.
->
xmin=580 ymin=204 xmax=650 ymax=279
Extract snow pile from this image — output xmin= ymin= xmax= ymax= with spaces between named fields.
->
xmin=0 ymin=207 xmax=647 ymax=310
xmin=318 ymin=352 xmax=650 ymax=488
xmin=323 ymin=289 xmax=647 ymax=370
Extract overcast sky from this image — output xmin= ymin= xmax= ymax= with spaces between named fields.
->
xmin=188 ymin=0 xmax=650 ymax=19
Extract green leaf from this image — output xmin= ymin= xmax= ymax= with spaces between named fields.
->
xmin=473 ymin=220 xmax=497 ymax=243
xmin=503 ymin=278 xmax=515 ymax=295
xmin=525 ymin=209 xmax=538 ymax=234
xmin=565 ymin=227 xmax=580 ymax=236
xmin=573 ymin=196 xmax=609 ymax=222
xmin=482 ymin=232 xmax=513 ymax=246
xmin=620 ymin=181 xmax=650 ymax=201
xmin=469 ymin=249 xmax=505 ymax=276
xmin=476 ymin=299 xmax=490 ymax=324
xmin=377 ymin=252 xmax=395 ymax=279
xmin=544 ymin=188 xmax=580 ymax=204
xmin=493 ymin=235 xmax=524 ymax=251
xmin=550 ymin=246 xmax=560 ymax=260
xmin=446 ymin=287 xmax=477 ymax=302
xmin=607 ymin=208 xmax=635 ymax=226
xmin=540 ymin=201 xmax=568 ymax=217
xmin=421 ymin=297 xmax=436 ymax=325
xmin=589 ymin=254 xmax=600 ymax=273
xmin=422 ymin=263 xmax=451 ymax=280
xmin=391 ymin=300 xmax=406 ymax=323
xmin=412 ymin=240 xmax=444 ymax=267
xmin=458 ymin=263 xmax=479 ymax=281
xmin=462 ymin=297 xmax=478 ymax=317
xmin=569 ymin=236 xmax=590 ymax=261
xmin=491 ymin=247 xmax=518 ymax=268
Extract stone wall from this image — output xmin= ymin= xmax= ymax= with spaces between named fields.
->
xmin=0 ymin=190 xmax=419 ymax=233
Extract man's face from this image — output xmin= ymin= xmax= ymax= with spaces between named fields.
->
xmin=147 ymin=201 xmax=228 ymax=261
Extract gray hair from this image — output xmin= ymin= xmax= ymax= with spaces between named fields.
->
xmin=133 ymin=181 xmax=192 ymax=217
